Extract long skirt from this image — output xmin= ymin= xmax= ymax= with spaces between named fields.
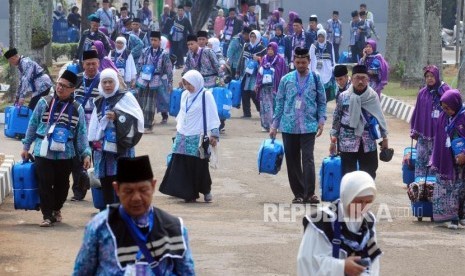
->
xmin=159 ymin=154 xmax=212 ymax=200
xmin=259 ymin=85 xmax=274 ymax=130
xmin=433 ymin=172 xmax=465 ymax=222
xmin=415 ymin=137 xmax=433 ymax=178
xmin=137 ymin=86 xmax=167 ymax=128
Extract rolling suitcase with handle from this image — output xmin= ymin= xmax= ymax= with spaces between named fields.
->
xmin=319 ymin=155 xmax=342 ymax=202
xmin=228 ymin=79 xmax=241 ymax=108
xmin=257 ymin=138 xmax=284 ymax=175
xmin=407 ymin=167 xmax=434 ymax=221
xmin=12 ymin=155 xmax=40 ymax=211
xmin=402 ymin=139 xmax=417 ymax=184
xmin=4 ymin=106 xmax=32 ymax=139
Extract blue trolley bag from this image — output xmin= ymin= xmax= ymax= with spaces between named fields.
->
xmin=91 ymin=187 xmax=106 ymax=210
xmin=228 ymin=79 xmax=242 ymax=108
xmin=211 ymin=87 xmax=232 ymax=119
xmin=408 ymin=168 xmax=435 ymax=222
xmin=12 ymin=155 xmax=40 ymax=211
xmin=4 ymin=105 xmax=32 ymax=139
xmin=319 ymin=155 xmax=342 ymax=202
xmin=169 ymin=88 xmax=183 ymax=117
xmin=402 ymin=139 xmax=417 ymax=185
xmin=257 ymin=138 xmax=284 ymax=175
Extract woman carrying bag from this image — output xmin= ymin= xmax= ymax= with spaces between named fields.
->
xmin=159 ymin=70 xmax=220 ymax=203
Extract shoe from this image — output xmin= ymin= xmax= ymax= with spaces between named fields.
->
xmin=161 ymin=118 xmax=168 ymax=124
xmin=144 ymin=128 xmax=153 ymax=134
xmin=306 ymin=195 xmax=320 ymax=204
xmin=204 ymin=193 xmax=213 ymax=202
xmin=184 ymin=198 xmax=197 ymax=203
xmin=39 ymin=219 xmax=53 ymax=227
xmin=292 ymin=197 xmax=304 ymax=204
xmin=443 ymin=221 xmax=458 ymax=230
xmin=53 ymin=210 xmax=62 ymax=222
xmin=261 ymin=127 xmax=269 ymax=132
xmin=459 ymin=219 xmax=465 ymax=226
xmin=70 ymin=196 xmax=83 ymax=202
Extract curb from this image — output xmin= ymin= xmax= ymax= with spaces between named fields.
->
xmin=380 ymin=94 xmax=414 ymax=124
xmin=0 ymin=113 xmax=4 ymax=124
xmin=0 ymin=154 xmax=14 ymax=205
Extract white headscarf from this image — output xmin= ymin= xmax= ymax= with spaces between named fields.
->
xmin=98 ymin=68 xmax=120 ymax=98
xmin=208 ymin=37 xmax=221 ymax=54
xmin=249 ymin=30 xmax=262 ymax=48
xmin=317 ymin=29 xmax=327 ymax=48
xmin=339 ymin=171 xmax=377 ymax=233
xmin=115 ymin=36 xmax=127 ymax=53
xmin=182 ymin=70 xmax=204 ymax=93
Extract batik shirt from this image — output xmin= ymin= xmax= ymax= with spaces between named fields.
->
xmin=136 ymin=47 xmax=173 ymax=90
xmin=22 ymin=96 xmax=91 ymax=160
xmin=74 ymin=73 xmax=100 ymax=126
xmin=272 ymin=71 xmax=327 ymax=134
xmin=330 ymin=91 xmax=388 ymax=153
xmin=16 ymin=57 xmax=53 ymax=99
xmin=226 ymin=35 xmax=246 ymax=69
xmin=183 ymin=48 xmax=220 ymax=88
xmin=73 ymin=206 xmax=195 ymax=276
xmin=95 ymin=8 xmax=116 ymax=33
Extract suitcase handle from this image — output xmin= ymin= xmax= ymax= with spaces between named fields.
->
xmin=22 ymin=153 xmax=35 ymax=164
xmin=18 ymin=106 xmax=31 ymax=117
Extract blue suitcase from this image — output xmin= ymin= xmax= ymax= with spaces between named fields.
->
xmin=402 ymin=147 xmax=417 ymax=184
xmin=211 ymin=87 xmax=232 ymax=119
xmin=320 ymin=156 xmax=342 ymax=202
xmin=257 ymin=139 xmax=284 ymax=175
xmin=409 ymin=175 xmax=435 ymax=221
xmin=4 ymin=106 xmax=32 ymax=139
xmin=91 ymin=187 xmax=106 ymax=210
xmin=228 ymin=79 xmax=242 ymax=108
xmin=66 ymin=62 xmax=80 ymax=74
xmin=12 ymin=156 xmax=40 ymax=211
xmin=169 ymin=88 xmax=183 ymax=117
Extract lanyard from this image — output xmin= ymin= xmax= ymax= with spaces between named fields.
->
xmin=193 ymin=49 xmax=204 ymax=68
xmin=185 ymin=88 xmax=203 ymax=113
xmin=295 ymin=71 xmax=310 ymax=98
xmin=83 ymin=74 xmax=99 ymax=97
xmin=317 ymin=43 xmax=327 ymax=58
xmin=47 ymin=97 xmax=70 ymax=125
xmin=145 ymin=47 xmax=162 ymax=69
xmin=118 ymin=206 xmax=154 ymax=260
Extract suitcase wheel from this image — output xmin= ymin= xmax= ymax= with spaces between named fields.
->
xmin=417 ymin=217 xmax=423 ymax=221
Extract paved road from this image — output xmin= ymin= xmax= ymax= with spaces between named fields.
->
xmin=1 ymin=100 xmax=464 ymax=275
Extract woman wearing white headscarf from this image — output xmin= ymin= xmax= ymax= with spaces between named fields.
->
xmin=159 ymin=70 xmax=221 ymax=203
xmin=297 ymin=171 xmax=381 ymax=276
xmin=88 ymin=69 xmax=144 ymax=206
xmin=108 ymin=36 xmax=137 ymax=90
xmin=237 ymin=29 xmax=266 ymax=118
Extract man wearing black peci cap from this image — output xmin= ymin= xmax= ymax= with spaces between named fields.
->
xmin=227 ymin=26 xmax=251 ymax=78
xmin=307 ymin=15 xmax=319 ymax=44
xmin=325 ymin=11 xmax=343 ymax=62
xmin=333 ymin=64 xmax=350 ymax=100
xmin=170 ymin=5 xmax=194 ymax=68
xmin=75 ymin=14 xmax=112 ymax=63
xmin=4 ymin=48 xmax=53 ymax=110
xmin=20 ymin=69 xmax=92 ymax=227
xmin=284 ymin=17 xmax=312 ymax=71
xmin=330 ymin=65 xmax=389 ymax=179
xmin=136 ymin=31 xmax=174 ymax=132
xmin=197 ymin=30 xmax=209 ymax=48
xmin=69 ymin=50 xmax=102 ymax=201
xmin=182 ymin=34 xmax=220 ymax=88
xmin=130 ymin=18 xmax=150 ymax=48
xmin=270 ymin=47 xmax=327 ymax=204
xmin=73 ymin=156 xmax=195 ymax=275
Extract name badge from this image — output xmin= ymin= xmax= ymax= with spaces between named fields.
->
xmin=316 ymin=60 xmax=323 ymax=70
xmin=446 ymin=136 xmax=451 ymax=148
xmin=432 ymin=110 xmax=440 ymax=118
xmin=295 ymin=99 xmax=302 ymax=109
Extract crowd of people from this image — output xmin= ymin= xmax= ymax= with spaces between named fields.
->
xmin=3 ymin=0 xmax=465 ymax=275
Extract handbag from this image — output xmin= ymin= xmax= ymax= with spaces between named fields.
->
xmin=141 ymin=64 xmax=155 ymax=81
xmin=261 ymin=67 xmax=275 ymax=85
xmin=451 ymin=137 xmax=465 ymax=157
xmin=103 ymin=126 xmax=118 ymax=153
xmin=245 ymin=58 xmax=258 ymax=75
xmin=362 ymin=109 xmax=382 ymax=140
xmin=198 ymin=91 xmax=211 ymax=160
xmin=49 ymin=126 xmax=70 ymax=152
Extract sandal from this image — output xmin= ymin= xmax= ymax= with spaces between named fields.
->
xmin=306 ymin=195 xmax=320 ymax=204
xmin=292 ymin=197 xmax=304 ymax=204
xmin=53 ymin=210 xmax=62 ymax=223
xmin=39 ymin=219 xmax=53 ymax=227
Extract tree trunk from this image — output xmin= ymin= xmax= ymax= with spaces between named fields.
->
xmin=30 ymin=0 xmax=53 ymax=72
xmin=401 ymin=0 xmax=426 ymax=88
xmin=80 ymin=0 xmax=98 ymax=33
xmin=425 ymin=0 xmax=443 ymax=77
xmin=385 ymin=0 xmax=403 ymax=66
xmin=190 ymin=0 xmax=216 ymax=33
xmin=7 ymin=0 xmax=32 ymax=102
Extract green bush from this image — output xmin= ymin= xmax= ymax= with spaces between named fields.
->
xmin=52 ymin=43 xmax=78 ymax=61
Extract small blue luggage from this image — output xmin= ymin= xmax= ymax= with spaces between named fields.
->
xmin=228 ymin=79 xmax=242 ymax=108
xmin=402 ymin=145 xmax=417 ymax=185
xmin=211 ymin=87 xmax=232 ymax=119
xmin=320 ymin=155 xmax=342 ymax=202
xmin=12 ymin=155 xmax=40 ymax=211
xmin=169 ymin=88 xmax=183 ymax=117
xmin=257 ymin=139 xmax=284 ymax=175
xmin=4 ymin=106 xmax=32 ymax=139
xmin=91 ymin=187 xmax=106 ymax=210
xmin=408 ymin=173 xmax=435 ymax=221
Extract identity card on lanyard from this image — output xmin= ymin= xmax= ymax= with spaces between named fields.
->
xmin=295 ymin=71 xmax=310 ymax=110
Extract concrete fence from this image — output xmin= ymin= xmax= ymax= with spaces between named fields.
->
xmin=0 ymin=154 xmax=14 ymax=205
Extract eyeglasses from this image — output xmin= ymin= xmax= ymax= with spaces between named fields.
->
xmin=56 ymin=82 xmax=73 ymax=89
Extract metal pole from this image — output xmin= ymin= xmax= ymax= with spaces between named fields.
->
xmin=456 ymin=0 xmax=462 ymax=66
